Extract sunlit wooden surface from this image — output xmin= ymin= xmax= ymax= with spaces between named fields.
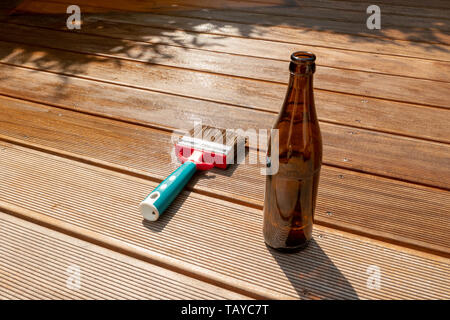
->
xmin=0 ymin=0 xmax=449 ymax=299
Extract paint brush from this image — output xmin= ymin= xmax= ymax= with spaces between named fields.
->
xmin=140 ymin=124 xmax=243 ymax=221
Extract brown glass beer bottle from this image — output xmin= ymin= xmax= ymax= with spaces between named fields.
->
xmin=263 ymin=52 xmax=322 ymax=252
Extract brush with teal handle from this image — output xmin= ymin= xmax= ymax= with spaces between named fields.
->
xmin=140 ymin=127 xmax=241 ymax=222
xmin=140 ymin=160 xmax=198 ymax=221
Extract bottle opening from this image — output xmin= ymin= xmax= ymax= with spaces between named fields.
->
xmin=291 ymin=52 xmax=316 ymax=64
xmin=289 ymin=51 xmax=316 ymax=75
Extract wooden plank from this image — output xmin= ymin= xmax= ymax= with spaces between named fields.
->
xmin=150 ymin=6 xmax=450 ymax=33
xmin=241 ymin=0 xmax=450 ymax=10
xmin=17 ymin=0 xmax=450 ymax=37
xmin=9 ymin=0 xmax=113 ymax=14
xmin=0 ymin=32 xmax=449 ymax=144
xmin=324 ymin=0 xmax=450 ymax=10
xmin=0 ymin=141 xmax=448 ymax=299
xmin=208 ymin=0 xmax=450 ymax=20
xmin=0 ymin=0 xmax=23 ymax=10
xmin=0 ymin=62 xmax=449 ymax=189
xmin=7 ymin=1 xmax=450 ymax=60
xmin=0 ymin=1 xmax=19 ymax=17
xmin=0 ymin=95 xmax=449 ymax=255
xmin=85 ymin=12 xmax=450 ymax=59
xmin=0 ymin=212 xmax=248 ymax=299
xmin=140 ymin=1 xmax=450 ymax=34
xmin=13 ymin=0 xmax=450 ymax=21
xmin=15 ymin=0 xmax=450 ymax=15
xmin=4 ymin=19 xmax=450 ymax=83
xmin=85 ymin=11 xmax=450 ymax=50
xmin=294 ymin=0 xmax=450 ymax=18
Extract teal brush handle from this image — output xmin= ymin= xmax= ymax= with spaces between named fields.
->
xmin=140 ymin=161 xmax=197 ymax=221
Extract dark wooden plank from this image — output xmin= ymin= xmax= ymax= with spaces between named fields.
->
xmin=293 ymin=0 xmax=450 ymax=17
xmin=1 ymin=95 xmax=449 ymax=255
xmin=0 ymin=141 xmax=449 ymax=299
xmin=241 ymin=0 xmax=450 ymax=10
xmin=154 ymin=6 xmax=449 ymax=34
xmin=9 ymin=0 xmax=450 ymax=53
xmin=19 ymin=0 xmax=450 ymax=36
xmin=15 ymin=0 xmax=450 ymax=18
xmin=206 ymin=0 xmax=450 ymax=21
xmin=0 ymin=0 xmax=22 ymax=18
xmin=0 ymin=212 xmax=248 ymax=299
xmin=326 ymin=0 xmax=450 ymax=10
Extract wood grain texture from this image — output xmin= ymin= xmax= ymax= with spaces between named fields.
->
xmin=4 ymin=19 xmax=450 ymax=83
xmin=7 ymin=1 xmax=450 ymax=61
xmin=86 ymin=12 xmax=450 ymax=59
xmin=0 ymin=28 xmax=450 ymax=142
xmin=0 ymin=95 xmax=449 ymax=255
xmin=2 ymin=0 xmax=449 ymax=299
xmin=86 ymin=12 xmax=450 ymax=60
xmin=0 ymin=60 xmax=448 ymax=189
xmin=6 ymin=15 xmax=447 ymax=109
xmin=0 ymin=141 xmax=448 ymax=299
xmin=0 ymin=212 xmax=248 ymax=300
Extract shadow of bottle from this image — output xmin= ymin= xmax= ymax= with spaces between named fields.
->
xmin=267 ymin=237 xmax=359 ymax=299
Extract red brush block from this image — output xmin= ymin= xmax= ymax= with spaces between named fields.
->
xmin=175 ymin=144 xmax=228 ymax=171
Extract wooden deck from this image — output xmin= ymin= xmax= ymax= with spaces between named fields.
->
xmin=0 ymin=0 xmax=449 ymax=299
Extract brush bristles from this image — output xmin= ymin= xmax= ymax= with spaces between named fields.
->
xmin=177 ymin=125 xmax=240 ymax=157
xmin=192 ymin=126 xmax=238 ymax=146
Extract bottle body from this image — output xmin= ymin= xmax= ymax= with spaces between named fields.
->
xmin=263 ymin=52 xmax=322 ymax=252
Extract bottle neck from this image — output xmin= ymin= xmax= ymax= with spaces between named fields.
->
xmin=281 ymin=71 xmax=316 ymax=120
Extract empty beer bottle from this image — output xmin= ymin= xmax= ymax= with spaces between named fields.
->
xmin=263 ymin=51 xmax=322 ymax=252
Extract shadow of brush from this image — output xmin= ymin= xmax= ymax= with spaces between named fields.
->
xmin=141 ymin=188 xmax=191 ymax=233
